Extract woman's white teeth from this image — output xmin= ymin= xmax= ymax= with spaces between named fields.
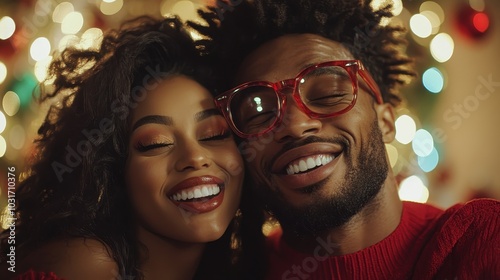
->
xmin=171 ymin=185 xmax=220 ymax=202
xmin=286 ymin=155 xmax=334 ymax=175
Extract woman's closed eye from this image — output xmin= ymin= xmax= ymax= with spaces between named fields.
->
xmin=200 ymin=130 xmax=232 ymax=142
xmin=135 ymin=141 xmax=172 ymax=152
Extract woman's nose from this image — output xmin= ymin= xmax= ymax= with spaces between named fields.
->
xmin=174 ymin=140 xmax=211 ymax=172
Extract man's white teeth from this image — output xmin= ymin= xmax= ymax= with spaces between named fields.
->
xmin=286 ymin=155 xmax=334 ymax=175
xmin=170 ymin=185 xmax=220 ymax=202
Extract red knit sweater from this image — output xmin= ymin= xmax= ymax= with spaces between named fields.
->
xmin=265 ymin=199 xmax=500 ymax=280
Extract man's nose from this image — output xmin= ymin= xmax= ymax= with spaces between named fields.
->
xmin=272 ymin=95 xmax=322 ymax=142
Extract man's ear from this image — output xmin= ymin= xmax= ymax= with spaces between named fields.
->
xmin=375 ymin=103 xmax=396 ymax=143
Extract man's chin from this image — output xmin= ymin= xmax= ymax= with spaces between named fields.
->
xmin=272 ymin=178 xmax=336 ymax=208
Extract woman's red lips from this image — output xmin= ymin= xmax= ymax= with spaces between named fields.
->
xmin=168 ymin=176 xmax=225 ymax=213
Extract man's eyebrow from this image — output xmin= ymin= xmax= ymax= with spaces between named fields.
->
xmin=194 ymin=108 xmax=222 ymax=122
xmin=132 ymin=115 xmax=173 ymax=132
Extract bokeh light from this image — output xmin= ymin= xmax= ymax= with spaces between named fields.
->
xmin=371 ymin=0 xmax=403 ymax=16
xmin=0 ymin=61 xmax=7 ymax=84
xmin=80 ymin=28 xmax=104 ymax=50
xmin=58 ymin=34 xmax=80 ymax=52
xmin=469 ymin=0 xmax=485 ymax=12
xmin=410 ymin=14 xmax=432 ymax=38
xmin=385 ymin=144 xmax=399 ymax=168
xmin=398 ymin=175 xmax=429 ymax=203
xmin=171 ymin=0 xmax=198 ymax=21
xmin=0 ymin=135 xmax=6 ymax=158
xmin=422 ymin=67 xmax=444 ymax=93
xmin=0 ymin=16 xmax=16 ymax=40
xmin=412 ymin=129 xmax=434 ymax=157
xmin=0 ymin=111 xmax=6 ymax=133
xmin=420 ymin=1 xmax=445 ymax=23
xmin=430 ymin=33 xmax=454 ymax=63
xmin=418 ymin=147 xmax=439 ymax=172
xmin=421 ymin=10 xmax=441 ymax=34
xmin=34 ymin=56 xmax=53 ymax=82
xmin=100 ymin=0 xmax=124 ymax=15
xmin=473 ymin=12 xmax=489 ymax=33
xmin=61 ymin=11 xmax=84 ymax=34
xmin=2 ymin=91 xmax=21 ymax=116
xmin=30 ymin=37 xmax=51 ymax=62
xmin=52 ymin=2 xmax=74 ymax=23
xmin=395 ymin=115 xmax=416 ymax=144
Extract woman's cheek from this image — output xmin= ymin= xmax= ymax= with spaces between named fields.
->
xmin=218 ymin=148 xmax=244 ymax=178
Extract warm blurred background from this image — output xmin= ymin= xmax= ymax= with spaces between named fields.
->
xmin=0 ymin=0 xmax=499 ymax=214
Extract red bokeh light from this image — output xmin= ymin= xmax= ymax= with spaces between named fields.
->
xmin=473 ymin=12 xmax=489 ymax=33
xmin=455 ymin=4 xmax=491 ymax=40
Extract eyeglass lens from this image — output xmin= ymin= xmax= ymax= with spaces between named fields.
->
xmin=230 ymin=65 xmax=354 ymax=135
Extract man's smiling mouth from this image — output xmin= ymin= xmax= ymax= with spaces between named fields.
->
xmin=285 ymin=154 xmax=336 ymax=175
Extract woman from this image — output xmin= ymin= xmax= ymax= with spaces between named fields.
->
xmin=0 ymin=16 xmax=244 ymax=279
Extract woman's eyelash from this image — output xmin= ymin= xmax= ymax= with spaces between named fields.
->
xmin=201 ymin=130 xmax=231 ymax=141
xmin=135 ymin=142 xmax=170 ymax=152
xmin=135 ymin=130 xmax=230 ymax=151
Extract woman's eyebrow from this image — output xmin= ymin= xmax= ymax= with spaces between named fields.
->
xmin=132 ymin=115 xmax=173 ymax=132
xmin=194 ymin=108 xmax=222 ymax=122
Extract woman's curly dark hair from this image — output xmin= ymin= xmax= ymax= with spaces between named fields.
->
xmin=191 ymin=0 xmax=416 ymax=106
xmin=0 ymin=15 xmax=237 ymax=279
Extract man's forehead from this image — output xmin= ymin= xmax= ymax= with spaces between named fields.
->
xmin=235 ymin=33 xmax=354 ymax=82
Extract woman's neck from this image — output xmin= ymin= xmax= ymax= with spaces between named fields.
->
xmin=136 ymin=227 xmax=205 ymax=280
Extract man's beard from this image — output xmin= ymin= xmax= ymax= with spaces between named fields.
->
xmin=257 ymin=119 xmax=389 ymax=237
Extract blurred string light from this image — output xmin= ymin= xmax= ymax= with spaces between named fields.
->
xmin=30 ymin=37 xmax=51 ymax=62
xmin=171 ymin=0 xmax=199 ymax=21
xmin=420 ymin=10 xmax=441 ymax=34
xmin=395 ymin=114 xmax=416 ymax=144
xmin=2 ymin=91 xmax=21 ymax=116
xmin=422 ymin=67 xmax=444 ymax=93
xmin=100 ymin=0 xmax=124 ymax=16
xmin=52 ymin=2 xmax=74 ymax=23
xmin=418 ymin=147 xmax=439 ymax=172
xmin=430 ymin=33 xmax=454 ymax=63
xmin=0 ymin=135 xmax=6 ymax=158
xmin=58 ymin=34 xmax=80 ymax=51
xmin=0 ymin=62 xmax=7 ymax=84
xmin=61 ymin=11 xmax=84 ymax=34
xmin=370 ymin=0 xmax=403 ymax=26
xmin=385 ymin=144 xmax=399 ymax=168
xmin=412 ymin=129 xmax=434 ymax=157
xmin=370 ymin=0 xmax=403 ymax=15
xmin=455 ymin=2 xmax=490 ymax=40
xmin=398 ymin=175 xmax=429 ymax=203
xmin=473 ymin=12 xmax=489 ymax=33
xmin=469 ymin=0 xmax=485 ymax=11
xmin=410 ymin=14 xmax=432 ymax=38
xmin=0 ymin=16 xmax=16 ymax=40
xmin=0 ymin=111 xmax=6 ymax=133
xmin=80 ymin=28 xmax=104 ymax=50
xmin=34 ymin=56 xmax=52 ymax=82
xmin=420 ymin=1 xmax=445 ymax=23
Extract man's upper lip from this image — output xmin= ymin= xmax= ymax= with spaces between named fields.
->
xmin=271 ymin=143 xmax=343 ymax=173
xmin=168 ymin=176 xmax=224 ymax=195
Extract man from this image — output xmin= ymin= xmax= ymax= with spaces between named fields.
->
xmin=193 ymin=0 xmax=500 ymax=279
